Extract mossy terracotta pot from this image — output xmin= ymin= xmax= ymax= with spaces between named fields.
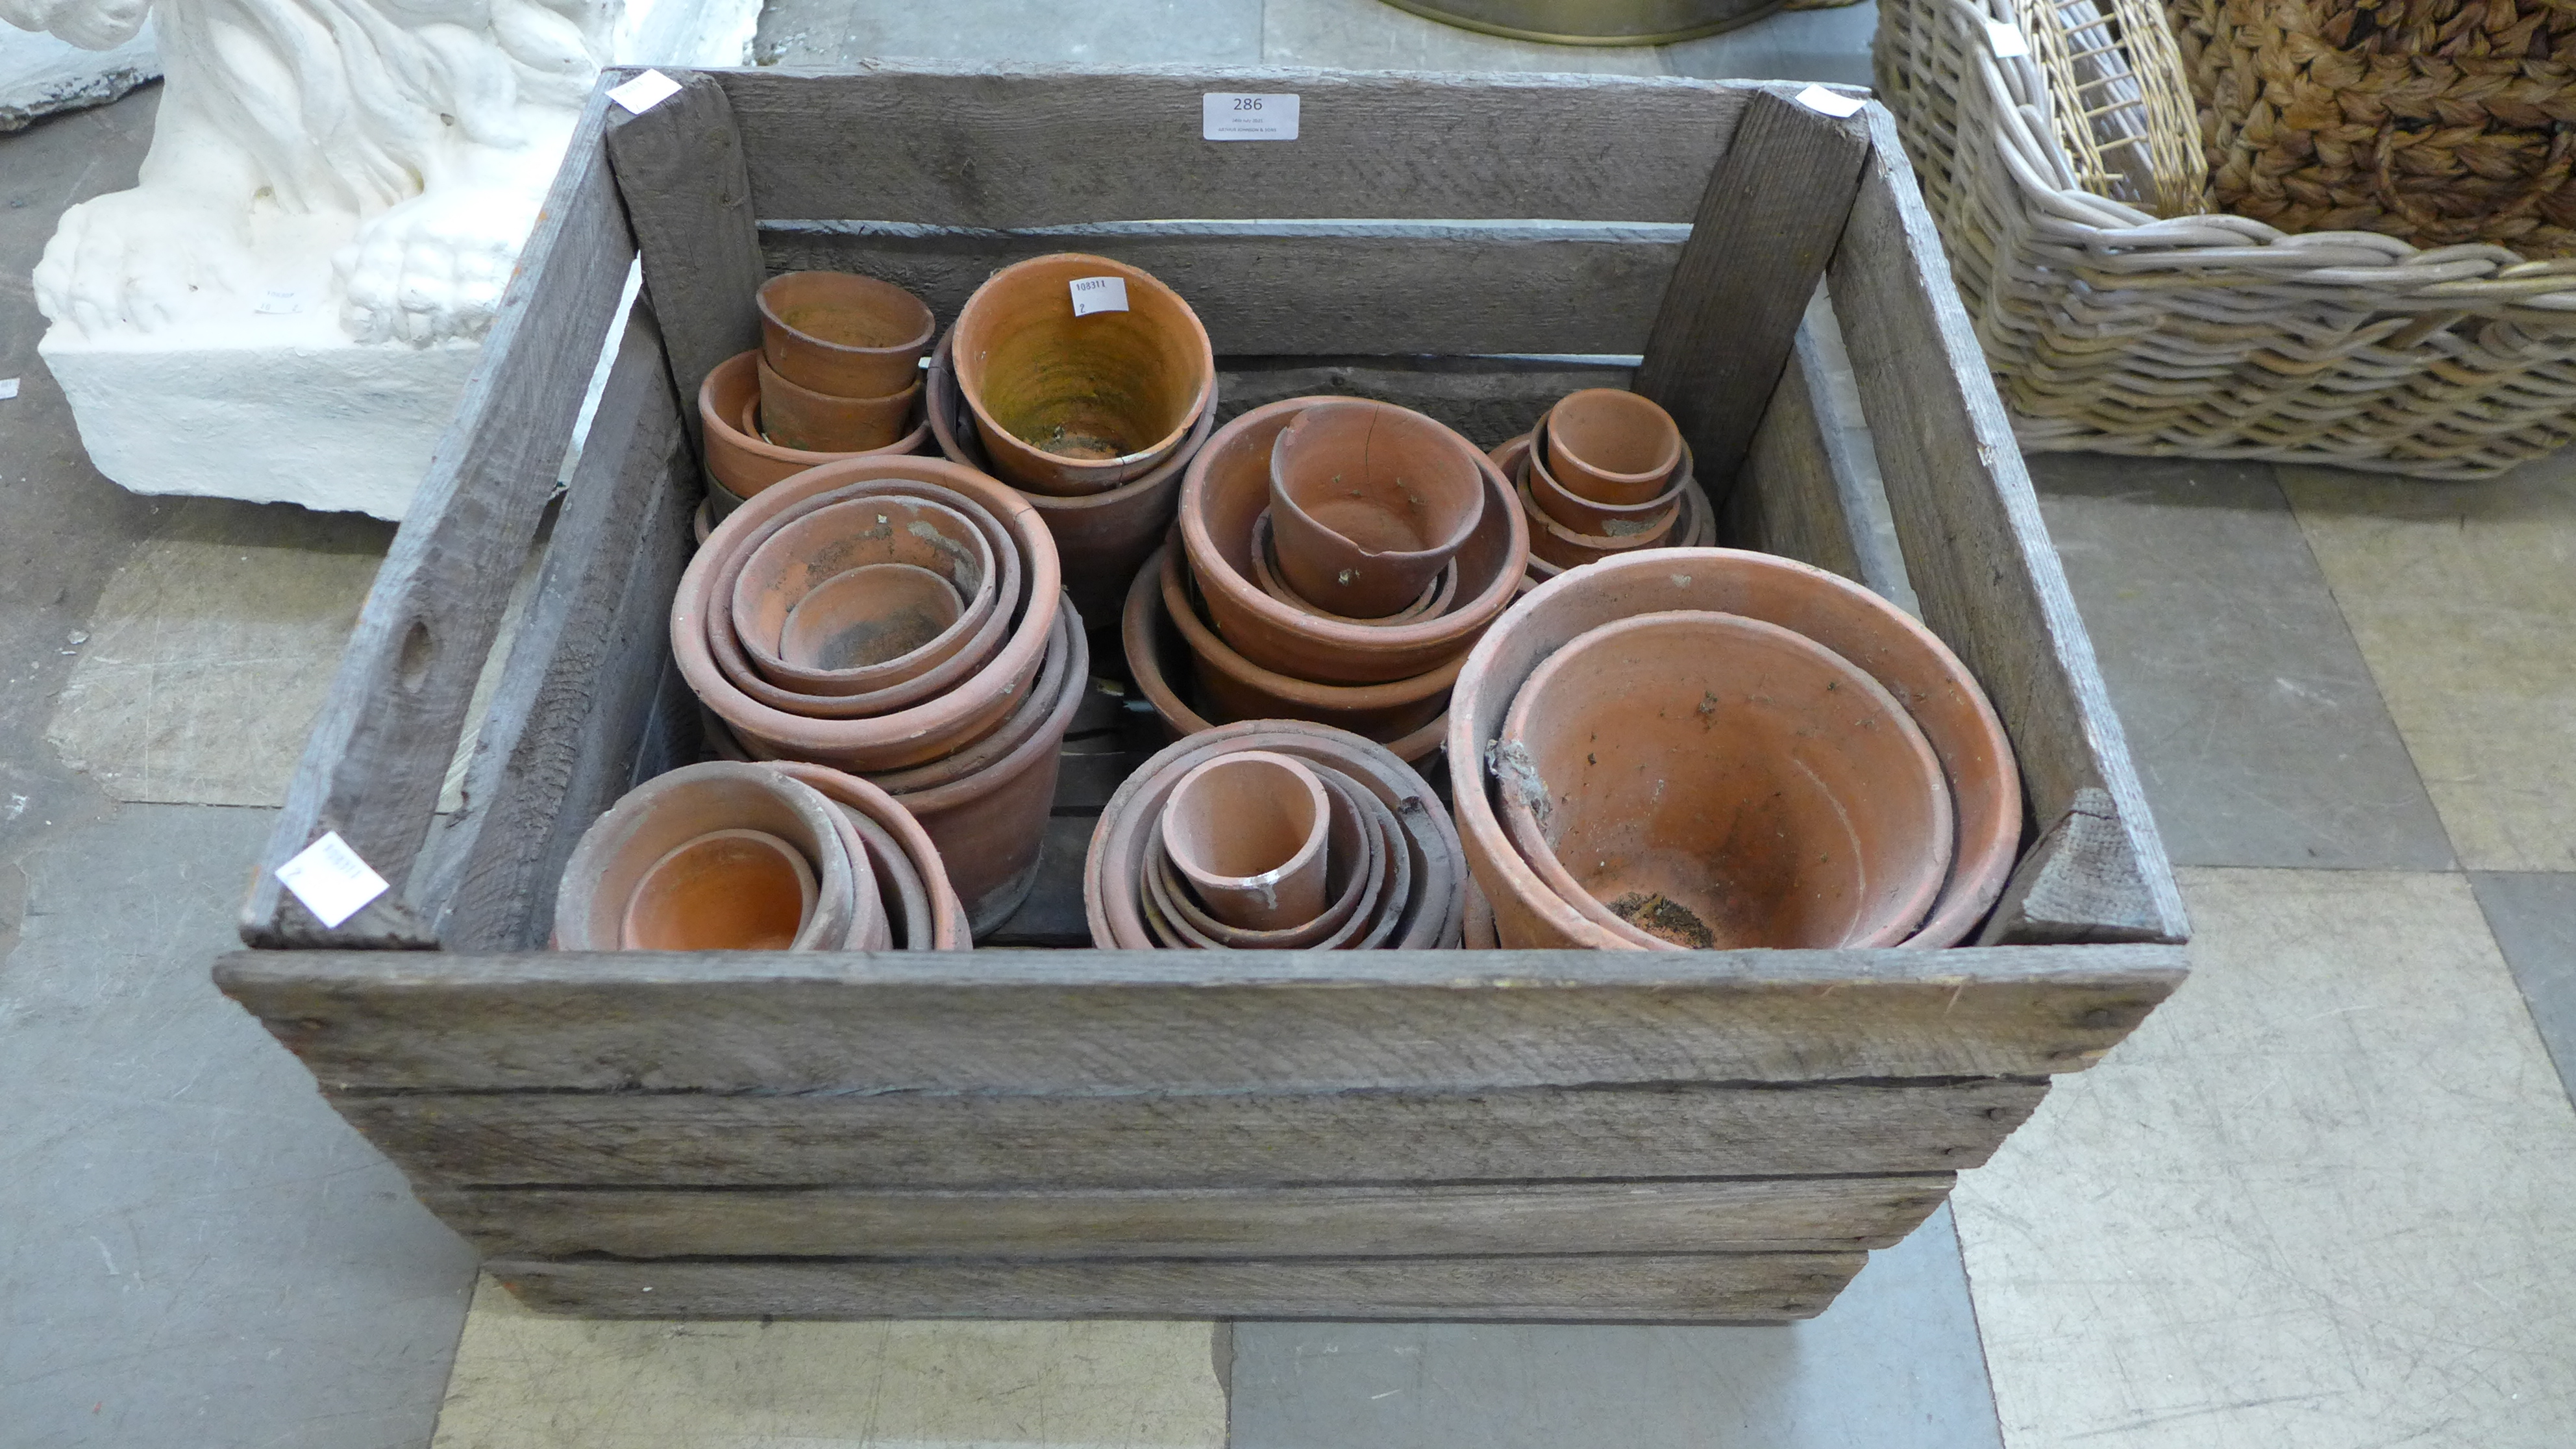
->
xmin=730 ymin=492 xmax=998 ymax=698
xmin=756 ymin=351 xmax=923 ymax=454
xmin=1543 ymin=388 xmax=1683 ymax=505
xmin=1446 ymin=549 xmax=2023 ymax=951
xmin=1495 ymin=610 xmax=1953 ymax=950
xmin=700 ymin=350 xmax=929 ymax=498
xmin=1526 ymin=420 xmax=1689 ymax=536
xmin=763 ymin=761 xmax=972 ymax=949
xmin=1180 ymin=398 xmax=1530 ymax=685
xmin=950 ymin=253 xmax=1215 ymax=497
xmin=1250 ymin=512 xmax=1457 ymax=625
xmin=757 ymin=270 xmax=936 ymax=399
xmin=1161 ymin=750 xmax=1333 ymax=932
xmin=1267 ymin=400 xmax=1487 ymax=619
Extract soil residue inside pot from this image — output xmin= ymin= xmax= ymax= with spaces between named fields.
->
xmin=810 ymin=606 xmax=955 ymax=670
xmin=1608 ymin=889 xmax=1717 ymax=950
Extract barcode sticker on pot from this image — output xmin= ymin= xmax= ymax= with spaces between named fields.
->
xmin=608 ymin=68 xmax=682 ymax=116
xmin=1203 ymin=92 xmax=1300 ymax=141
xmin=1795 ymin=85 xmax=1867 ymax=119
xmin=255 ymin=288 xmax=305 ymax=315
xmin=1070 ymin=275 xmax=1130 ymax=316
xmin=1986 ymin=19 xmax=2031 ymax=56
xmin=276 ymin=830 xmax=389 ymax=928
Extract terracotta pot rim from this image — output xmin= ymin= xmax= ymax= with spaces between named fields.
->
xmin=1517 ymin=458 xmax=1678 ymax=555
xmin=1250 ymin=512 xmax=1458 ymax=625
xmin=700 ymin=351 xmax=931 ymax=485
xmin=554 ymin=762 xmax=865 ymax=952
xmin=1528 ymin=416 xmax=1692 ymax=524
xmin=1268 ymin=398 xmax=1486 ymax=567
xmin=756 ymin=271 xmax=937 ymax=371
xmin=1143 ymin=766 xmax=1383 ymax=949
xmin=869 ymin=593 xmax=1087 ymax=811
xmin=1491 ymin=434 xmax=1715 ymax=590
xmin=1545 ymin=387 xmax=1683 ymax=493
xmin=765 ymin=760 xmax=970 ymax=950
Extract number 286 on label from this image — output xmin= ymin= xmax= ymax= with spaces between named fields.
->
xmin=1203 ymin=93 xmax=1300 ymax=142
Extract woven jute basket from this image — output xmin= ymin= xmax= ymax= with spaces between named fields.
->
xmin=1876 ymin=0 xmax=2576 ymax=478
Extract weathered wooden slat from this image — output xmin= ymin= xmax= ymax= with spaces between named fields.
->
xmin=425 ymin=1175 xmax=1951 ymax=1259
xmin=1735 ymin=310 xmax=1866 ymax=583
xmin=1637 ymin=89 xmax=1872 ymax=489
xmin=1216 ymin=356 xmax=1631 ymax=447
xmin=1825 ymin=108 xmax=2186 ymax=945
xmin=491 ymin=1250 xmax=1864 ymax=1322
xmin=240 ymin=90 xmax=639 ymax=948
xmin=215 ymin=946 xmax=2182 ymax=1093
xmin=705 ymin=64 xmax=1761 ymax=227
xmin=604 ymin=71 xmax=765 ymax=452
xmin=423 ymin=308 xmax=693 ymax=951
xmin=761 ymin=223 xmax=1683 ymax=356
xmin=334 ymin=1078 xmax=2046 ymax=1189
xmin=1978 ymin=787 xmax=2176 ymax=945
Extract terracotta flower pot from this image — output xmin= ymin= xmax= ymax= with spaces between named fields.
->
xmin=1266 ymin=401 xmax=1487 ymax=619
xmin=780 ymin=564 xmax=963 ymax=672
xmin=1526 ymin=423 xmax=1689 ymax=537
xmin=1250 ymin=513 xmax=1457 ymax=625
xmin=1142 ymin=767 xmax=1380 ymax=948
xmin=552 ymin=761 xmax=886 ymax=952
xmin=674 ymin=456 xmax=1062 ymax=772
xmin=1517 ymin=458 xmax=1680 ymax=569
xmin=1084 ymin=719 xmax=1467 ymax=950
xmin=1544 ymin=388 xmax=1683 ymax=506
xmin=950 ymin=253 xmax=1215 ymax=497
xmin=757 ymin=271 xmax=936 ymax=399
xmin=1497 ymin=610 xmax=1953 ymax=949
xmin=1491 ymin=434 xmax=1715 ymax=594
xmin=763 ymin=761 xmax=972 ymax=949
xmin=756 ymin=352 xmax=923 ymax=454
xmin=621 ymin=828 xmax=820 ymax=950
xmin=926 ymin=329 xmax=1213 ymax=627
xmin=1180 ymin=398 xmax=1530 ymax=685
xmin=1446 ymin=549 xmax=2023 ymax=951
xmin=700 ymin=351 xmax=930 ymax=498
xmin=731 ymin=492 xmax=998 ymax=698
xmin=1161 ymin=750 xmax=1333 ymax=932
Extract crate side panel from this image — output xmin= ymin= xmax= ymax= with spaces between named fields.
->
xmin=605 ymin=71 xmax=763 ymax=446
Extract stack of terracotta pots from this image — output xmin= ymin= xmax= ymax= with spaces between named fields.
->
xmin=923 ymin=253 xmax=1219 ymax=627
xmin=1121 ymin=397 xmax=1532 ymax=764
xmin=1448 ymin=549 xmax=2023 ymax=952
xmin=699 ymin=273 xmax=937 ymax=534
xmin=1085 ymin=721 xmax=1467 ymax=949
xmin=554 ymin=760 xmax=969 ymax=951
xmin=1491 ymin=389 xmax=1716 ymax=593
xmin=674 ymin=455 xmax=1086 ymax=935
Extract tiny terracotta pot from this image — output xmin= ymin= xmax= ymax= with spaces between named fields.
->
xmin=1250 ymin=513 xmax=1456 ymax=625
xmin=1518 ymin=458 xmax=1679 ymax=569
xmin=1544 ymin=388 xmax=1683 ymax=505
xmin=700 ymin=351 xmax=930 ymax=498
xmin=1446 ymin=549 xmax=2022 ymax=951
xmin=780 ymin=564 xmax=965 ymax=674
xmin=756 ymin=352 xmax=923 ymax=454
xmin=622 ymin=828 xmax=819 ymax=950
xmin=757 ymin=271 xmax=936 ymax=399
xmin=764 ymin=761 xmax=971 ymax=948
xmin=1526 ymin=421 xmax=1689 ymax=536
xmin=1496 ymin=610 xmax=1953 ymax=950
xmin=1161 ymin=750 xmax=1333 ymax=932
xmin=1492 ymin=434 xmax=1714 ymax=593
xmin=1143 ymin=768 xmax=1378 ymax=948
xmin=950 ymin=253 xmax=1215 ymax=497
xmin=1180 ymin=398 xmax=1530 ymax=685
xmin=1267 ymin=400 xmax=1486 ymax=619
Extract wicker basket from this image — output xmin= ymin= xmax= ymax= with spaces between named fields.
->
xmin=1876 ymin=0 xmax=2576 ymax=478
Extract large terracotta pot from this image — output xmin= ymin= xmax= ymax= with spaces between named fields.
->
xmin=1180 ymin=398 xmax=1529 ymax=684
xmin=700 ymin=351 xmax=930 ymax=498
xmin=1266 ymin=401 xmax=1486 ymax=619
xmin=1447 ymin=549 xmax=2022 ymax=950
xmin=757 ymin=271 xmax=936 ymax=398
xmin=1543 ymin=388 xmax=1682 ymax=506
xmin=950 ymin=253 xmax=1215 ymax=497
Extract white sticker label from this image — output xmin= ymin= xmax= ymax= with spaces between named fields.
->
xmin=275 ymin=830 xmax=390 ymax=929
xmin=1795 ymin=85 xmax=1868 ymax=119
xmin=1069 ymin=275 xmax=1130 ymax=316
xmin=609 ymin=69 xmax=683 ymax=116
xmin=1986 ymin=19 xmax=2031 ymax=56
xmin=0 ymin=378 xmax=17 ymax=401
xmin=1204 ymin=92 xmax=1300 ymax=141
xmin=254 ymin=288 xmax=306 ymax=316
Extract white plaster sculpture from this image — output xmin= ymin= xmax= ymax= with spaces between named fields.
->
xmin=3 ymin=0 xmax=753 ymax=517
xmin=0 ymin=16 xmax=155 ymax=129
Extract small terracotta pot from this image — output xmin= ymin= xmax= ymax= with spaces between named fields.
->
xmin=757 ymin=271 xmax=936 ymax=399
xmin=950 ymin=253 xmax=1215 ymax=497
xmin=1267 ymin=401 xmax=1487 ymax=619
xmin=926 ymin=330 xmax=1213 ymax=626
xmin=1492 ymin=434 xmax=1715 ymax=594
xmin=764 ymin=761 xmax=972 ymax=949
xmin=756 ymin=352 xmax=923 ymax=454
xmin=1084 ymin=719 xmax=1466 ymax=950
xmin=1121 ymin=552 xmax=1451 ymax=764
xmin=622 ymin=828 xmax=819 ymax=950
xmin=1446 ymin=549 xmax=2022 ymax=951
xmin=732 ymin=492 xmax=997 ymax=698
xmin=1526 ymin=421 xmax=1688 ymax=536
xmin=1518 ymin=458 xmax=1679 ymax=569
xmin=1161 ymin=750 xmax=1333 ymax=932
xmin=1180 ymin=398 xmax=1530 ymax=685
xmin=700 ymin=351 xmax=930 ymax=498
xmin=1544 ymin=388 xmax=1683 ymax=506
xmin=1143 ymin=768 xmax=1379 ymax=948
xmin=1250 ymin=513 xmax=1456 ymax=625
xmin=780 ymin=564 xmax=964 ymax=673
xmin=1497 ymin=610 xmax=1953 ymax=949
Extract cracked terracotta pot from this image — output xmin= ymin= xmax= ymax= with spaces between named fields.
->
xmin=1250 ymin=512 xmax=1457 ymax=625
xmin=1180 ymin=398 xmax=1528 ymax=685
xmin=1143 ymin=765 xmax=1383 ymax=949
xmin=700 ymin=351 xmax=930 ymax=499
xmin=756 ymin=351 xmax=923 ymax=454
xmin=731 ymin=491 xmax=998 ymax=699
xmin=757 ymin=271 xmax=936 ymax=399
xmin=926 ymin=329 xmax=1213 ymax=628
xmin=1267 ymin=400 xmax=1486 ymax=619
xmin=1446 ymin=548 xmax=2022 ymax=951
xmin=1526 ymin=421 xmax=1690 ymax=537
xmin=950 ymin=253 xmax=1215 ymax=497
xmin=1543 ymin=388 xmax=1683 ymax=506
xmin=1161 ymin=750 xmax=1333 ymax=932
xmin=1494 ymin=610 xmax=1953 ymax=950
xmin=763 ymin=761 xmax=972 ymax=949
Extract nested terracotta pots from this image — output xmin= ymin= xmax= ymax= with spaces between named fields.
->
xmin=1448 ymin=548 xmax=2022 ymax=951
xmin=1543 ymin=388 xmax=1683 ymax=506
xmin=731 ymin=492 xmax=998 ymax=697
xmin=925 ymin=330 xmax=1214 ymax=629
xmin=1161 ymin=750 xmax=1333 ymax=931
xmin=700 ymin=351 xmax=931 ymax=499
xmin=762 ymin=761 xmax=971 ymax=949
xmin=757 ymin=271 xmax=937 ymax=398
xmin=756 ymin=352 xmax=923 ymax=454
xmin=1494 ymin=610 xmax=1953 ymax=950
xmin=553 ymin=760 xmax=891 ymax=952
xmin=1525 ymin=423 xmax=1690 ymax=538
xmin=1085 ymin=719 xmax=1467 ymax=950
xmin=1267 ymin=400 xmax=1487 ymax=619
xmin=1180 ymin=398 xmax=1530 ymax=685
xmin=1491 ymin=434 xmax=1716 ymax=595
xmin=950 ymin=253 xmax=1215 ymax=497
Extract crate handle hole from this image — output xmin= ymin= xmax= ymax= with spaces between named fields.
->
xmin=397 ymin=619 xmax=435 ymax=693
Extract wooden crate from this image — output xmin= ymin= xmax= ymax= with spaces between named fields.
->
xmin=214 ymin=64 xmax=2189 ymax=1324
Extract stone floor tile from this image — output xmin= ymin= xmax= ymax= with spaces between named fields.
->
xmin=2472 ymin=871 xmax=2576 ymax=1104
xmin=1953 ymin=867 xmax=2576 ymax=1449
xmin=428 ymin=1276 xmax=1225 ymax=1449
xmin=762 ymin=0 xmax=1265 ymax=68
xmin=2280 ymin=461 xmax=2576 ymax=871
xmin=1229 ymin=1205 xmax=2003 ymax=1449
xmin=2029 ymin=453 xmax=2452 ymax=870
xmin=0 ymin=803 xmax=479 ymax=1449
xmin=1264 ymin=0 xmax=1670 ymax=73
xmin=1659 ymin=3 xmax=1876 ymax=84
